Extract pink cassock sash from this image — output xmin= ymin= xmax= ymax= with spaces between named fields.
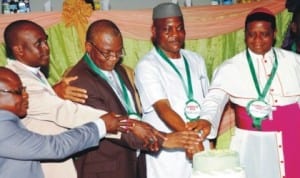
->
xmin=234 ymin=103 xmax=300 ymax=178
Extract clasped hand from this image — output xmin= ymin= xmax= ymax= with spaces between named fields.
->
xmin=130 ymin=121 xmax=205 ymax=154
xmin=100 ymin=114 xmax=210 ymax=158
xmin=184 ymin=119 xmax=212 ymax=159
xmin=185 ymin=119 xmax=211 ymax=141
xmin=99 ymin=114 xmax=165 ymax=151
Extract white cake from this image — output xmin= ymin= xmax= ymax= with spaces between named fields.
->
xmin=191 ymin=149 xmax=246 ymax=178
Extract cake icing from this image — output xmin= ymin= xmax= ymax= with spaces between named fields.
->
xmin=191 ymin=149 xmax=246 ymax=178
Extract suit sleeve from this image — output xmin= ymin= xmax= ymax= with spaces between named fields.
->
xmin=23 ymin=77 xmax=107 ymax=128
xmin=68 ymin=64 xmax=145 ymax=150
xmin=0 ymin=119 xmax=103 ymax=160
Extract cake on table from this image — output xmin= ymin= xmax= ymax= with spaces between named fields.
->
xmin=191 ymin=149 xmax=247 ymax=178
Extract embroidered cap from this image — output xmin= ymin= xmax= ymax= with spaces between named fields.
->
xmin=152 ymin=2 xmax=182 ymax=20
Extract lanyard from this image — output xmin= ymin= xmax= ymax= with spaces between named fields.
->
xmin=246 ymin=48 xmax=278 ymax=100
xmin=83 ymin=53 xmax=135 ymax=114
xmin=155 ymin=47 xmax=194 ymax=100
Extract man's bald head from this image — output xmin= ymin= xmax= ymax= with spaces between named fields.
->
xmin=0 ymin=67 xmax=21 ymax=87
xmin=86 ymin=19 xmax=122 ymax=43
xmin=4 ymin=20 xmax=45 ymax=59
xmin=0 ymin=66 xmax=28 ymax=118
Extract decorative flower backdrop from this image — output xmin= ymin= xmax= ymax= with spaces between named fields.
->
xmin=62 ymin=0 xmax=93 ymax=49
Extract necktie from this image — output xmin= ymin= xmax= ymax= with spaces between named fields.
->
xmin=35 ymin=72 xmax=44 ymax=82
xmin=36 ymin=72 xmax=42 ymax=79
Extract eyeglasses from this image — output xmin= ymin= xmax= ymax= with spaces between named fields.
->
xmin=0 ymin=86 xmax=26 ymax=95
xmin=89 ymin=42 xmax=125 ymax=60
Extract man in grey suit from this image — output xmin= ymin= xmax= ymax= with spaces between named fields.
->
xmin=0 ymin=66 xmax=131 ymax=178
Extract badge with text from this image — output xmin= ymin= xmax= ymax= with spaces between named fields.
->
xmin=247 ymin=99 xmax=271 ymax=119
xmin=184 ymin=99 xmax=201 ymax=121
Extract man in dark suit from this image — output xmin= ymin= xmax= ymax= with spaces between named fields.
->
xmin=66 ymin=19 xmax=201 ymax=178
xmin=0 ymin=66 xmax=131 ymax=178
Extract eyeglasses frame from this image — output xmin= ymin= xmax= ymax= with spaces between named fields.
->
xmin=88 ymin=41 xmax=125 ymax=60
xmin=0 ymin=86 xmax=26 ymax=95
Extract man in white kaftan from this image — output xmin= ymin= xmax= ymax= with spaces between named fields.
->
xmin=135 ymin=48 xmax=210 ymax=178
xmin=135 ymin=3 xmax=212 ymax=178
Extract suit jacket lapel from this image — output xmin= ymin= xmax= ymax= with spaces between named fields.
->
xmin=8 ymin=60 xmax=56 ymax=95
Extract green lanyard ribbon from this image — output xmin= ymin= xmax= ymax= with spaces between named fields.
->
xmin=155 ymin=47 xmax=194 ymax=100
xmin=246 ymin=48 xmax=278 ymax=129
xmin=83 ymin=53 xmax=136 ymax=115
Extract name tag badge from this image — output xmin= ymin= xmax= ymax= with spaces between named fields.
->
xmin=184 ymin=99 xmax=201 ymax=121
xmin=246 ymin=99 xmax=271 ymax=119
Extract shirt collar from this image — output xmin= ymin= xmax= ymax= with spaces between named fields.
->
xmin=85 ymin=53 xmax=115 ymax=77
xmin=99 ymin=68 xmax=115 ymax=78
xmin=247 ymin=48 xmax=273 ymax=61
xmin=15 ymin=60 xmax=41 ymax=75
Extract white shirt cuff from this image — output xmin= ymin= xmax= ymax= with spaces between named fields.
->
xmin=92 ymin=119 xmax=107 ymax=139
